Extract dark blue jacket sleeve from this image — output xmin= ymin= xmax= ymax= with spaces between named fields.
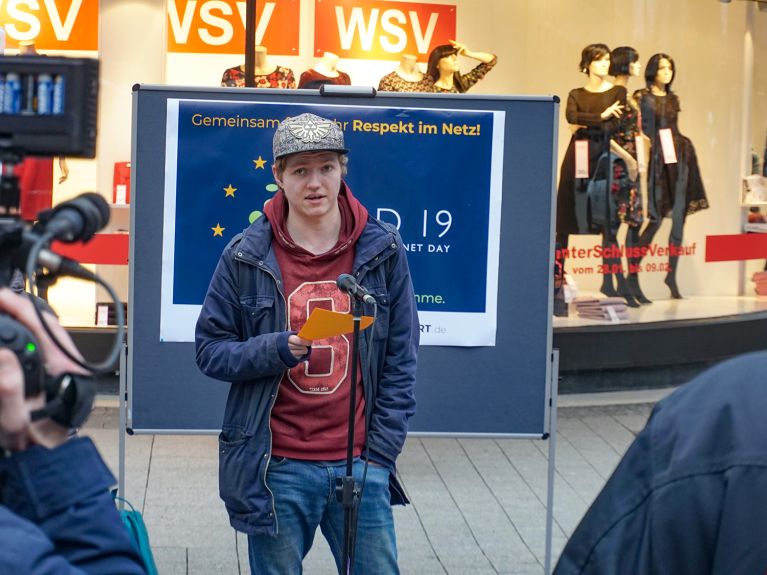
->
xmin=0 ymin=437 xmax=146 ymax=574
xmin=195 ymin=247 xmax=300 ymax=381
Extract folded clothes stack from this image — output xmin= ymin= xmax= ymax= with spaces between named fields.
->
xmin=752 ymin=270 xmax=767 ymax=296
xmin=573 ymin=296 xmax=629 ymax=321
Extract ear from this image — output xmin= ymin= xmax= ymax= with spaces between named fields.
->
xmin=272 ymin=165 xmax=282 ymax=187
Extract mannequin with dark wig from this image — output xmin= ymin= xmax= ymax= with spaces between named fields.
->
xmin=633 ymin=53 xmax=708 ymax=299
xmin=426 ymin=40 xmax=496 ymax=93
xmin=555 ymin=43 xmax=637 ymax=307
xmin=609 ymin=46 xmax=650 ymax=303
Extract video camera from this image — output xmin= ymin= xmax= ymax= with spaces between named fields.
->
xmin=0 ymin=55 xmax=123 ymax=428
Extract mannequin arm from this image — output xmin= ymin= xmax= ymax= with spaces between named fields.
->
xmin=57 ymin=157 xmax=68 ymax=184
xmin=450 ymin=40 xmax=495 ymax=63
xmin=610 ymin=140 xmax=638 ymax=181
xmin=565 ymin=93 xmax=602 ymax=126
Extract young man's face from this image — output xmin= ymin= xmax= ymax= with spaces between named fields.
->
xmin=273 ymin=151 xmax=343 ymax=223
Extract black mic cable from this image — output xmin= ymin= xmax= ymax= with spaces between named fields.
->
xmin=25 ymin=231 xmax=125 ymax=375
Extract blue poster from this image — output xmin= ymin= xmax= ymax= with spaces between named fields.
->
xmin=160 ymin=99 xmax=505 ymax=345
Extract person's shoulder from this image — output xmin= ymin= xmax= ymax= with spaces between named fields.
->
xmin=367 ymin=214 xmax=400 ymax=238
xmin=633 ymin=87 xmax=649 ymax=100
xmin=219 ymin=216 xmax=270 ymax=258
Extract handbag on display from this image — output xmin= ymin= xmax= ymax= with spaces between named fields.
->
xmin=112 ymin=491 xmax=159 ymax=575
xmin=586 ymin=152 xmax=621 ymax=232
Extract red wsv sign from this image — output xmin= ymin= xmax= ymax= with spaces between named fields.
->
xmin=315 ymin=0 xmax=457 ymax=60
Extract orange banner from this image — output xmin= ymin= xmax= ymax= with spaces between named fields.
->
xmin=314 ymin=0 xmax=456 ymax=61
xmin=167 ymin=0 xmax=300 ymax=55
xmin=1 ymin=0 xmax=98 ymax=51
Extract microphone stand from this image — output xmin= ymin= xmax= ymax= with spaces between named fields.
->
xmin=337 ymin=295 xmax=362 ymax=574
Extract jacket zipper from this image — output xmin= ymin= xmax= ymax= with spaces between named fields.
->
xmin=234 ymin=250 xmax=286 ymax=532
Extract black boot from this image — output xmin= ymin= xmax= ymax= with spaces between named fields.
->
xmin=616 ymin=274 xmax=640 ymax=307
xmin=665 ymin=254 xmax=682 ymax=299
xmin=600 ymin=273 xmax=618 ymax=297
xmin=627 ymin=272 xmax=652 ymax=304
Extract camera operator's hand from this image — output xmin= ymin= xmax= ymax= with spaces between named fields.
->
xmin=0 ymin=288 xmax=88 ymax=452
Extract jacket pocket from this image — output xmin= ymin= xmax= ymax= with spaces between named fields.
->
xmin=240 ymin=295 xmax=275 ymax=338
xmin=218 ymin=426 xmax=258 ymax=513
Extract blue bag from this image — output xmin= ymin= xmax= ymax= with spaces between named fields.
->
xmin=113 ymin=492 xmax=159 ymax=575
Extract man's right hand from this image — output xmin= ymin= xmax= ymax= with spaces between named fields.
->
xmin=287 ymin=334 xmax=312 ymax=360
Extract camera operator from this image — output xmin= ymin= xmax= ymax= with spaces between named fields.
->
xmin=0 ymin=288 xmax=146 ymax=574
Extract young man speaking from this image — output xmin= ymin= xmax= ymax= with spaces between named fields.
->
xmin=195 ymin=112 xmax=419 ymax=574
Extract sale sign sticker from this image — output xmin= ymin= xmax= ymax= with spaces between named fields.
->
xmin=314 ymin=0 xmax=456 ymax=61
xmin=167 ymin=0 xmax=299 ymax=55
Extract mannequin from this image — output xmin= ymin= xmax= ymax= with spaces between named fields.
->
xmin=554 ymin=44 xmax=638 ymax=307
xmin=633 ymin=54 xmax=708 ymax=299
xmin=298 ymin=52 xmax=351 ymax=89
xmin=377 ymin=54 xmax=434 ymax=92
xmin=426 ymin=40 xmax=496 ymax=93
xmin=609 ymin=46 xmax=650 ymax=304
xmin=220 ymin=45 xmax=296 ymax=89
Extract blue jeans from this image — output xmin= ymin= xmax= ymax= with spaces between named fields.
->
xmin=248 ymin=457 xmax=399 ymax=575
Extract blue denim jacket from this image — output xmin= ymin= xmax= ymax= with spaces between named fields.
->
xmin=195 ymin=213 xmax=418 ymax=535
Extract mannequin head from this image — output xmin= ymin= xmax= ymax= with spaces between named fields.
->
xmin=427 ymin=44 xmax=466 ymax=92
xmin=609 ymin=46 xmax=640 ymax=77
xmin=645 ymin=53 xmax=675 ymax=91
xmin=579 ymin=43 xmax=610 ymax=75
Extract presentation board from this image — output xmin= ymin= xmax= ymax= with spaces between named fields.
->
xmin=129 ymin=85 xmax=558 ymax=435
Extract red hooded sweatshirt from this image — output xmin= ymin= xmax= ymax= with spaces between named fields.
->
xmin=264 ymin=183 xmax=369 ymax=461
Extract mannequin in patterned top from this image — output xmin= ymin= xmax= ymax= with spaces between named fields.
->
xmin=377 ymin=54 xmax=434 ymax=93
xmin=221 ymin=45 xmax=296 ymax=89
xmin=426 ymin=40 xmax=497 ymax=94
xmin=609 ymin=46 xmax=650 ymax=304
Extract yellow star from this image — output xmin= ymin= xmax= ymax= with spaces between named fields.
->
xmin=224 ymin=184 xmax=237 ymax=197
xmin=211 ymin=223 xmax=225 ymax=237
xmin=253 ymin=156 xmax=267 ymax=169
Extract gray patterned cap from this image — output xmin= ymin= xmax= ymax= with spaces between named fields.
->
xmin=272 ymin=113 xmax=349 ymax=160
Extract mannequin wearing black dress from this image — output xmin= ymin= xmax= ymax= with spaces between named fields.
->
xmin=633 ymin=54 xmax=708 ymax=299
xmin=556 ymin=44 xmax=637 ymax=306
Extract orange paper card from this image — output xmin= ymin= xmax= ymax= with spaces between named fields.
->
xmin=297 ymin=308 xmax=375 ymax=341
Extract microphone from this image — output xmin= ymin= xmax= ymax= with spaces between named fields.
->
xmin=336 ymin=274 xmax=376 ymax=305
xmin=6 ymin=193 xmax=110 ymax=284
xmin=36 ymin=192 xmax=110 ymax=243
xmin=36 ymin=246 xmax=98 ymax=281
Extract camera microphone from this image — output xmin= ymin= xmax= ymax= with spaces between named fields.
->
xmin=36 ymin=192 xmax=110 ymax=243
xmin=336 ymin=274 xmax=376 ymax=305
xmin=32 ymin=240 xmax=97 ymax=281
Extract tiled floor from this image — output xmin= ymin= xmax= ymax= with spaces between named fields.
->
xmin=83 ymin=400 xmax=657 ymax=574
